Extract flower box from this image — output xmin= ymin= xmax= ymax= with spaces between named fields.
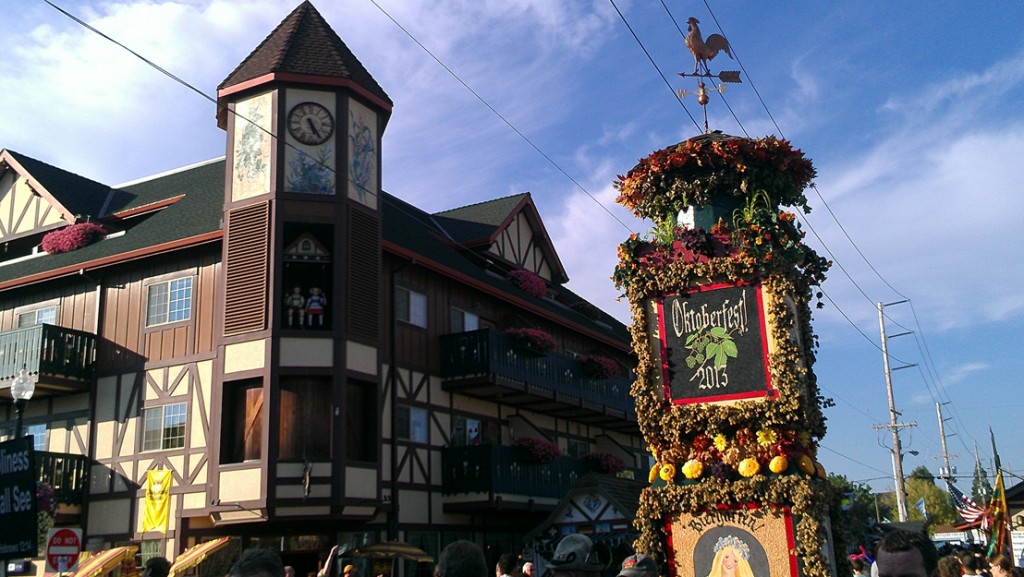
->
xmin=504 ymin=327 xmax=556 ymax=355
xmin=582 ymin=452 xmax=627 ymax=474
xmin=511 ymin=436 xmax=561 ymax=464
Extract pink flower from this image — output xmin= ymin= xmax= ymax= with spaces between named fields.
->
xmin=508 ymin=269 xmax=547 ymax=299
xmin=504 ymin=327 xmax=556 ymax=352
xmin=42 ymin=222 xmax=107 ymax=254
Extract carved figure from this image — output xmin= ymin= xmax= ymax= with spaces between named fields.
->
xmin=686 ymin=17 xmax=733 ymax=74
xmin=305 ymin=287 xmax=327 ymax=327
xmin=285 ymin=286 xmax=306 ymax=328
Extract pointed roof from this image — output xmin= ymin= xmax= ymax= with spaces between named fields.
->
xmin=2 ymin=149 xmax=119 ymax=222
xmin=434 ymin=193 xmax=569 ymax=283
xmin=218 ymin=1 xmax=391 ymax=111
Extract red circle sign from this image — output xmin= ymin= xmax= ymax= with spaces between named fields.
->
xmin=47 ymin=528 xmax=81 ymax=573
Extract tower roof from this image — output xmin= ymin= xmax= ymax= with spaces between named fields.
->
xmin=218 ymin=1 xmax=391 ymax=116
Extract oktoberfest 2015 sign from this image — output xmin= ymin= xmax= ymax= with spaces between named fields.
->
xmin=653 ymin=282 xmax=774 ymax=404
xmin=0 ymin=437 xmax=38 ymax=559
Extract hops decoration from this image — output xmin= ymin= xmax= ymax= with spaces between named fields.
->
xmin=616 ymin=133 xmax=841 ymax=577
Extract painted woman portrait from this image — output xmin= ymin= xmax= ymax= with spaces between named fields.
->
xmin=706 ymin=535 xmax=754 ymax=577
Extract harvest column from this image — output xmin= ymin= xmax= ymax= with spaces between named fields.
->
xmin=613 ymin=131 xmax=839 ymax=577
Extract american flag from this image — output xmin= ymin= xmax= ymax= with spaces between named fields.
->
xmin=947 ymin=481 xmax=988 ymax=527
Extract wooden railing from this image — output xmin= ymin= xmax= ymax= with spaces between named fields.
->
xmin=439 ymin=329 xmax=635 ymax=419
xmin=37 ymin=451 xmax=91 ymax=506
xmin=0 ymin=324 xmax=97 ymax=382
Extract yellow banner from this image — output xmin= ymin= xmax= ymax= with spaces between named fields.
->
xmin=143 ymin=469 xmax=172 ymax=533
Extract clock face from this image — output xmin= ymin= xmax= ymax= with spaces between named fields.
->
xmin=287 ymin=102 xmax=335 ymax=145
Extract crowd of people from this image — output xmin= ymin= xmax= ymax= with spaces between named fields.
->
xmin=147 ymin=528 xmax=1016 ymax=577
xmin=855 ymin=530 xmax=1021 ymax=577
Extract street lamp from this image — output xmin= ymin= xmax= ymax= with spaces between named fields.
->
xmin=10 ymin=367 xmax=34 ymax=438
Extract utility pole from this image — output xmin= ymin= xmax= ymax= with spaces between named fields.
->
xmin=936 ymin=402 xmax=958 ymax=481
xmin=875 ymin=301 xmax=917 ymax=522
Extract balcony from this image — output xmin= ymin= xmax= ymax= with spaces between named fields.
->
xmin=439 ymin=329 xmax=636 ymax=432
xmin=0 ymin=324 xmax=97 ymax=396
xmin=441 ymin=444 xmax=586 ymax=512
xmin=38 ymin=451 xmax=91 ymax=508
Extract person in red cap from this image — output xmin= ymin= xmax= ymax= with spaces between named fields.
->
xmin=617 ymin=554 xmax=656 ymax=577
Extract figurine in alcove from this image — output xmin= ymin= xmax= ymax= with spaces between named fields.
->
xmin=305 ymin=287 xmax=327 ymax=327
xmin=285 ymin=286 xmax=306 ymax=328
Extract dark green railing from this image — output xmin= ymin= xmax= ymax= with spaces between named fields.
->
xmin=441 ymin=444 xmax=586 ymax=497
xmin=0 ymin=324 xmax=97 ymax=382
xmin=439 ymin=329 xmax=635 ymax=418
xmin=38 ymin=451 xmax=91 ymax=506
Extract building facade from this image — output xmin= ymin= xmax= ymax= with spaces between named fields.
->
xmin=0 ymin=3 xmax=642 ymax=576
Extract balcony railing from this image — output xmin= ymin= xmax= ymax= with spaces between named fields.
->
xmin=38 ymin=451 xmax=91 ymax=506
xmin=441 ymin=444 xmax=586 ymax=499
xmin=439 ymin=329 xmax=635 ymax=426
xmin=0 ymin=324 xmax=97 ymax=390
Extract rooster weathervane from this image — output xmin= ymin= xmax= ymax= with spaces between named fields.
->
xmin=679 ymin=16 xmax=742 ymax=133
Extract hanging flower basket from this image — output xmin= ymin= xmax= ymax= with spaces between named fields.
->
xmin=504 ymin=327 xmax=556 ymax=355
xmin=511 ymin=436 xmax=561 ymax=464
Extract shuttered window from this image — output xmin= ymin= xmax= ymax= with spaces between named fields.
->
xmin=346 ymin=210 xmax=380 ymax=339
xmin=224 ymin=203 xmax=269 ymax=335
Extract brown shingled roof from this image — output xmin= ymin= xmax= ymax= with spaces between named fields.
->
xmin=218 ymin=0 xmax=391 ymax=106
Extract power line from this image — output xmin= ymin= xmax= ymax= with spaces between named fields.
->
xmin=368 ymin=0 xmax=636 ymax=234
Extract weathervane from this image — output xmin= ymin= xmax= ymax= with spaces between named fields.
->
xmin=678 ymin=16 xmax=741 ymax=133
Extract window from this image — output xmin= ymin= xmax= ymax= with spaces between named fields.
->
xmin=346 ymin=379 xmax=378 ymax=462
xmin=395 ymin=287 xmax=427 ymax=328
xmin=147 ymin=277 xmax=193 ymax=326
xmin=26 ymin=424 xmax=47 ymax=451
xmin=221 ymin=379 xmax=263 ymax=463
xmin=450 ymin=307 xmax=479 ymax=333
xmin=18 ymin=306 xmax=56 ymax=327
xmin=278 ymin=377 xmax=331 ymax=461
xmin=567 ymin=438 xmax=589 ymax=458
xmin=451 ymin=416 xmax=498 ymax=447
xmin=396 ymin=405 xmax=428 ymax=443
xmin=142 ymin=403 xmax=187 ymax=451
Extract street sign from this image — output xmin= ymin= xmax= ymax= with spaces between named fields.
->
xmin=0 ymin=437 xmax=37 ymax=560
xmin=45 ymin=528 xmax=81 ymax=574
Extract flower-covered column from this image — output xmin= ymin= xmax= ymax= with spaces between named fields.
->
xmin=613 ymin=132 xmax=840 ymax=577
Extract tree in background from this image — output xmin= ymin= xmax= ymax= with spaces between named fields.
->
xmin=829 ymin=473 xmax=883 ymax=552
xmin=972 ymin=459 xmax=993 ymax=505
xmin=878 ymin=466 xmax=956 ymax=528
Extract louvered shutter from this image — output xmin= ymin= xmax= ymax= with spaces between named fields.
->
xmin=224 ymin=202 xmax=270 ymax=335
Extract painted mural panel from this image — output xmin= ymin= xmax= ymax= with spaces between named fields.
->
xmin=232 ymin=91 xmax=273 ymax=201
xmin=668 ymin=507 xmax=798 ymax=577
xmin=347 ymin=97 xmax=378 ymax=209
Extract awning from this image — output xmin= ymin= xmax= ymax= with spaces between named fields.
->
xmin=70 ymin=546 xmax=138 ymax=577
xmin=350 ymin=542 xmax=433 ymax=563
xmin=169 ymin=537 xmax=232 ymax=577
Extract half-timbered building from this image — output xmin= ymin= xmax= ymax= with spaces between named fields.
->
xmin=0 ymin=3 xmax=642 ymax=576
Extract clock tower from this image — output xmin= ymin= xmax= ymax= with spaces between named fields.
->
xmin=207 ymin=0 xmax=392 ymax=522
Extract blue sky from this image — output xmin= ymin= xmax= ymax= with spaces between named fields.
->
xmin=3 ymin=1 xmax=1023 ymax=494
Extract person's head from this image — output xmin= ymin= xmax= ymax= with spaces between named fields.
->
xmin=617 ymin=554 xmax=657 ymax=577
xmin=990 ymin=555 xmax=1013 ymax=577
xmin=707 ymin=536 xmax=754 ymax=577
xmin=229 ymin=548 xmax=285 ymax=577
xmin=497 ymin=555 xmax=517 ymax=576
xmin=144 ymin=557 xmax=171 ymax=577
xmin=937 ymin=555 xmax=962 ymax=577
xmin=851 ymin=557 xmax=869 ymax=575
xmin=436 ymin=541 xmax=488 ymax=577
xmin=875 ymin=530 xmax=938 ymax=577
xmin=285 ymin=567 xmax=296 ymax=577
xmin=344 ymin=566 xmax=357 ymax=577
xmin=522 ymin=563 xmax=534 ymax=577
xmin=960 ymin=550 xmax=985 ymax=575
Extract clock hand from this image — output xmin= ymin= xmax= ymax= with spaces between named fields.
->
xmin=306 ymin=118 xmax=320 ymax=137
